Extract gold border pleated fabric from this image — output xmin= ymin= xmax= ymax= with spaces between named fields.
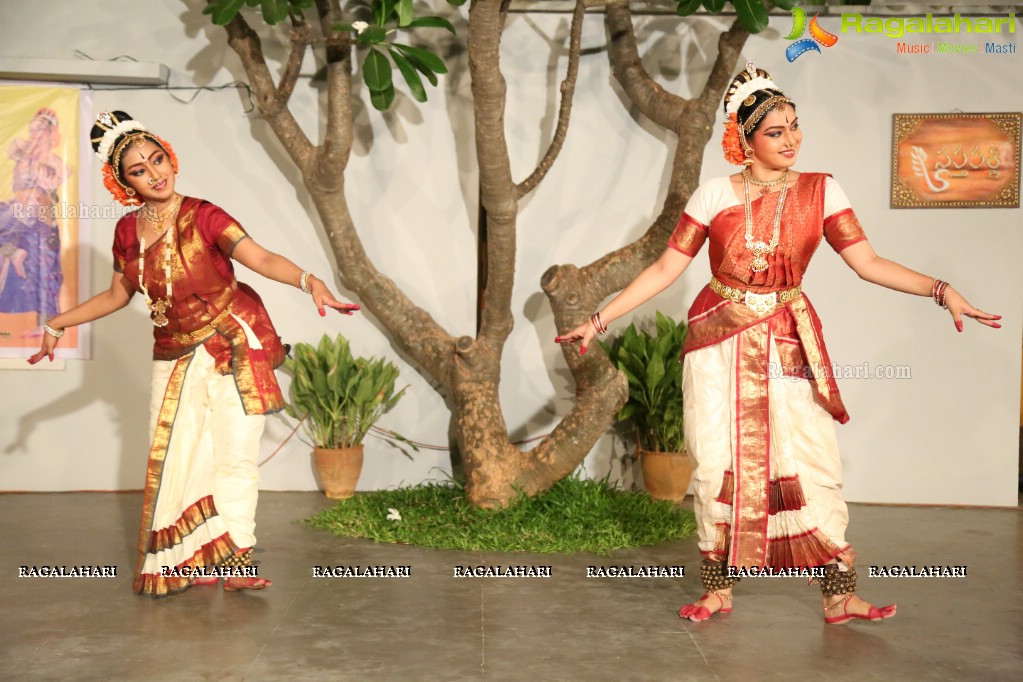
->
xmin=132 ymin=346 xmax=265 ymax=597
xmin=683 ymin=333 xmax=850 ymax=569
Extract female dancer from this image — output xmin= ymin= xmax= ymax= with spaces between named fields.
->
xmin=556 ymin=64 xmax=1000 ymax=624
xmin=29 ymin=111 xmax=359 ymax=597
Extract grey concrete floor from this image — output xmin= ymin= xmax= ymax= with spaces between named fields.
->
xmin=0 ymin=492 xmax=1019 ymax=682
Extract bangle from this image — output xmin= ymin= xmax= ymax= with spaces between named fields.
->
xmin=299 ymin=271 xmax=313 ymax=295
xmin=589 ymin=312 xmax=608 ymax=336
xmin=43 ymin=322 xmax=65 ymax=338
xmin=932 ymin=280 xmax=950 ymax=310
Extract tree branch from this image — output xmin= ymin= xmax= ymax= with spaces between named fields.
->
xmin=314 ymin=0 xmax=353 ymax=176
xmin=697 ymin=18 xmax=750 ymax=121
xmin=277 ymin=13 xmax=311 ymax=106
xmin=222 ymin=10 xmax=314 ymax=168
xmin=604 ymin=0 xmax=689 ymax=132
xmin=515 ymin=0 xmax=586 ymax=199
xmin=469 ymin=0 xmax=517 ymax=348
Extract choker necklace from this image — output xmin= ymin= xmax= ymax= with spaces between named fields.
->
xmin=743 ymin=168 xmax=789 ymax=273
xmin=742 ymin=168 xmax=787 ymax=197
xmin=137 ymin=197 xmax=182 ymax=327
xmin=140 ymin=194 xmax=182 ymax=229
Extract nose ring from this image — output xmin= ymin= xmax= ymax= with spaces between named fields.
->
xmin=148 ymin=178 xmax=157 ymax=185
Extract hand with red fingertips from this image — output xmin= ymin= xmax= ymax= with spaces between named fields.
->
xmin=27 ymin=331 xmax=59 ymax=365
xmin=942 ymin=286 xmax=1000 ymax=333
xmin=306 ymin=274 xmax=360 ymax=317
xmin=555 ymin=320 xmax=595 ymax=356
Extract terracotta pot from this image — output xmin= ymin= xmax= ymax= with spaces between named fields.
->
xmin=638 ymin=448 xmax=693 ymax=502
xmin=313 ymin=445 xmax=364 ymax=499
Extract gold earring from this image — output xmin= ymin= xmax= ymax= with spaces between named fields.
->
xmin=126 ymin=187 xmax=136 ymax=196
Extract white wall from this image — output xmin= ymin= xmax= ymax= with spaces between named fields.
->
xmin=0 ymin=3 xmax=1019 ymax=506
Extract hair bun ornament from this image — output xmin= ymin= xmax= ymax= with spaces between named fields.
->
xmin=91 ymin=110 xmax=147 ymax=163
xmin=723 ymin=61 xmax=781 ymax=116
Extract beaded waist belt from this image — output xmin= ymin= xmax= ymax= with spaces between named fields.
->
xmin=709 ymin=276 xmax=802 ymax=316
xmin=169 ymin=307 xmax=232 ymax=345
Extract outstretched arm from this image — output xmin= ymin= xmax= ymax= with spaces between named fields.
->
xmin=839 ymin=241 xmax=1001 ymax=332
xmin=231 ymin=238 xmax=359 ymax=317
xmin=28 ymin=272 xmax=135 ymax=364
xmin=556 ymin=247 xmax=694 ymax=354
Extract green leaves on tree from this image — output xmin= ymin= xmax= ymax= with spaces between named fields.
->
xmin=331 ymin=1 xmax=453 ymax=111
xmin=203 ymin=0 xmax=312 ymax=25
xmin=733 ymin=0 xmax=770 ymax=32
xmin=673 ymin=1 xmax=798 ymax=33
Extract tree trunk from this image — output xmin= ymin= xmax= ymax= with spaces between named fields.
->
xmin=215 ymin=0 xmax=749 ymax=508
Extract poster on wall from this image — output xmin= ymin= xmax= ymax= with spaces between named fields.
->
xmin=0 ymin=84 xmax=91 ymax=360
xmin=891 ymin=112 xmax=1021 ymax=209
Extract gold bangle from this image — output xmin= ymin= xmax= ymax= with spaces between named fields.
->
xmin=300 ymin=271 xmax=313 ymax=295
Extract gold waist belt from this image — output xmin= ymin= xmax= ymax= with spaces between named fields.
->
xmin=169 ymin=307 xmax=232 ymax=345
xmin=710 ymin=276 xmax=802 ymax=316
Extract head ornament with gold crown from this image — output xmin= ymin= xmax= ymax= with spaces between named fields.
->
xmin=90 ymin=111 xmax=179 ymax=205
xmin=721 ymin=61 xmax=793 ymax=166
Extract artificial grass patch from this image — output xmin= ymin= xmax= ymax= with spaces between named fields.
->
xmin=305 ymin=477 xmax=696 ymax=554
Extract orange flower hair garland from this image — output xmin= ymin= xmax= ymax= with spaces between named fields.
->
xmin=722 ymin=113 xmax=746 ymax=166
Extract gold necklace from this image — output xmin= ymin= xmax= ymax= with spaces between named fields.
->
xmin=742 ymin=168 xmax=787 ymax=197
xmin=743 ymin=168 xmax=789 ymax=273
xmin=140 ymin=194 xmax=182 ymax=228
xmin=137 ymin=197 xmax=182 ymax=327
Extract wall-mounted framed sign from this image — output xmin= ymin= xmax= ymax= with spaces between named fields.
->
xmin=891 ymin=112 xmax=1020 ymax=208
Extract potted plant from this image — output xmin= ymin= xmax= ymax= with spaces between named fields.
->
xmin=601 ymin=312 xmax=692 ymax=501
xmin=284 ymin=333 xmax=407 ymax=499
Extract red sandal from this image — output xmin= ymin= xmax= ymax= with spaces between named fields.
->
xmin=678 ymin=592 xmax=733 ymax=622
xmin=823 ymin=594 xmax=896 ymax=625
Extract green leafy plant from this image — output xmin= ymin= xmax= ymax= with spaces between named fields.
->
xmin=204 ymin=0 xmax=315 ymax=26
xmin=675 ymin=1 xmax=806 ymax=33
xmin=284 ymin=333 xmax=408 ymax=448
xmin=203 ymin=0 xmax=458 ymax=111
xmin=334 ymin=0 xmax=458 ymax=110
xmin=601 ymin=312 xmax=688 ymax=453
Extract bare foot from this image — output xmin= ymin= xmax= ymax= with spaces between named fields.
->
xmin=823 ymin=593 xmax=896 ymax=624
xmin=223 ymin=576 xmax=272 ymax=592
xmin=679 ymin=590 xmax=733 ymax=622
xmin=190 ymin=576 xmax=219 ymax=586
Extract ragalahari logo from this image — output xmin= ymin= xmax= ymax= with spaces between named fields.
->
xmin=784 ymin=7 xmax=839 ymax=62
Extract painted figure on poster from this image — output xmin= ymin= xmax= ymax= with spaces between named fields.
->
xmin=0 ymin=107 xmax=69 ymax=327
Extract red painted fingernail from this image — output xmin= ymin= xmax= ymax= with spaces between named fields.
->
xmin=992 ymin=323 xmax=1001 ymax=329
xmin=993 ymin=315 xmax=1002 ymax=319
xmin=955 ymin=321 xmax=963 ymax=332
xmin=580 ymin=346 xmax=587 ymax=355
xmin=319 ymin=309 xmax=326 ymax=317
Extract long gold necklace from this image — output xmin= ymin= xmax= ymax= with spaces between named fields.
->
xmin=137 ymin=195 xmax=182 ymax=327
xmin=743 ymin=168 xmax=789 ymax=273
